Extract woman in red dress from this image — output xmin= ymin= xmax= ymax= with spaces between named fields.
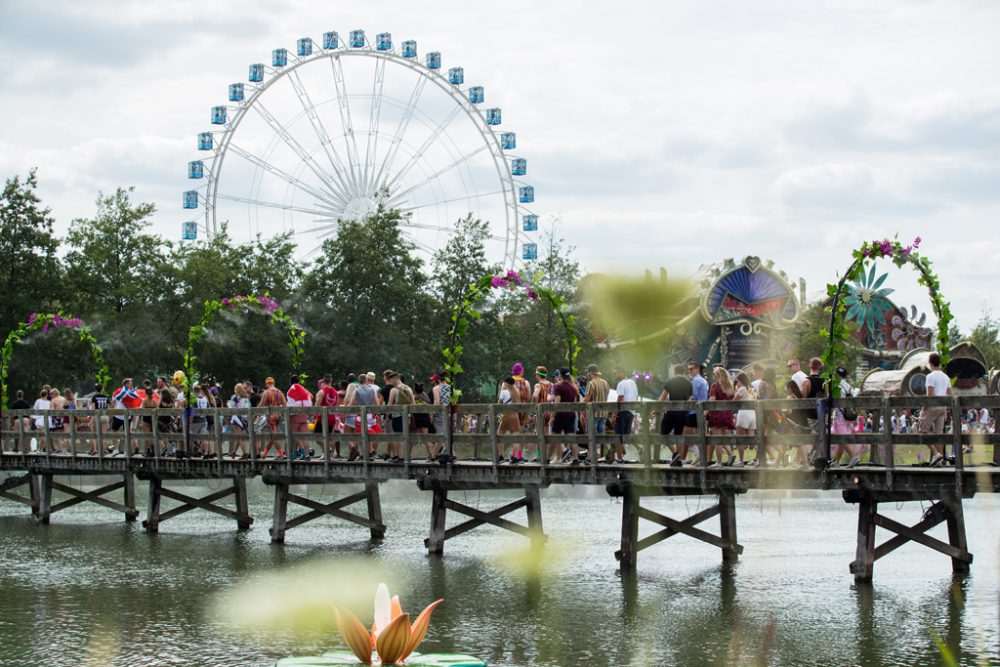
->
xmin=706 ymin=366 xmax=735 ymax=467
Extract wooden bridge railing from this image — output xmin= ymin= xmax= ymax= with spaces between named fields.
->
xmin=2 ymin=396 xmax=999 ymax=482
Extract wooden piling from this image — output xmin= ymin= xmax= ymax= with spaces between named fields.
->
xmin=144 ymin=477 xmax=163 ymax=533
xmin=270 ymin=482 xmax=289 ymax=544
xmin=427 ymin=485 xmax=448 ymax=555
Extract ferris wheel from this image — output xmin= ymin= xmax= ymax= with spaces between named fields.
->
xmin=181 ymin=29 xmax=539 ymax=266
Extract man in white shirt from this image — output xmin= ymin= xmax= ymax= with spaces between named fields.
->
xmin=612 ymin=368 xmax=639 ymax=464
xmin=786 ymin=358 xmax=808 ymax=394
xmin=918 ymin=352 xmax=951 ymax=467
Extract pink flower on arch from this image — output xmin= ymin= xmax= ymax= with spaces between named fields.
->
xmin=490 ymin=276 xmax=502 ymax=288
xmin=27 ymin=313 xmax=38 ymax=326
xmin=527 ymin=290 xmax=539 ymax=301
xmin=913 ymin=236 xmax=922 ymax=247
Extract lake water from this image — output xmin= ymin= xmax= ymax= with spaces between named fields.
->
xmin=0 ymin=479 xmax=997 ymax=666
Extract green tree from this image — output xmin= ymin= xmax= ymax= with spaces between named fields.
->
xmin=64 ymin=188 xmax=165 ymax=315
xmin=790 ymin=301 xmax=863 ymax=374
xmin=0 ymin=169 xmax=62 ymax=336
xmin=299 ymin=206 xmax=437 ymax=377
xmin=966 ymin=311 xmax=1000 ymax=370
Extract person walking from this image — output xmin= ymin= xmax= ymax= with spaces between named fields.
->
xmin=706 ymin=366 xmax=735 ymax=467
xmin=612 ymin=368 xmax=638 ymax=464
xmin=258 ymin=377 xmax=287 ymax=459
xmin=496 ymin=376 xmax=522 ymax=463
xmin=314 ymin=374 xmax=342 ymax=459
xmin=732 ymin=371 xmax=755 ymax=466
xmin=286 ymin=375 xmax=314 ymax=460
xmin=584 ymin=364 xmax=610 ymax=459
xmin=657 ymin=364 xmax=692 ymax=466
xmin=919 ymin=352 xmax=951 ymax=467
xmin=830 ymin=367 xmax=860 ymax=468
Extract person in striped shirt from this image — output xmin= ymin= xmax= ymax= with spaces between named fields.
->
xmin=585 ymin=364 xmax=610 ymax=459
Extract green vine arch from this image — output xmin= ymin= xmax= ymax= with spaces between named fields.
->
xmin=183 ymin=294 xmax=306 ymax=401
xmin=1 ymin=312 xmax=111 ymax=410
xmin=822 ymin=236 xmax=953 ymax=397
xmin=442 ymin=270 xmax=580 ymax=403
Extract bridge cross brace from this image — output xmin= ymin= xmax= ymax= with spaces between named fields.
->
xmin=0 ymin=473 xmax=39 ymax=515
xmin=142 ymin=476 xmax=253 ymax=533
xmin=1 ymin=472 xmax=138 ymax=523
xmin=609 ymin=481 xmax=744 ymax=571
xmin=268 ymin=480 xmax=386 ymax=543
xmin=420 ymin=479 xmax=546 ymax=554
xmin=846 ymin=489 xmax=972 ymax=583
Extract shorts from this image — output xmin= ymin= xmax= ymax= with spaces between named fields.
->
xmin=412 ymin=412 xmax=432 ymax=429
xmin=391 ymin=416 xmax=404 ymax=433
xmin=660 ymin=412 xmax=686 ymax=436
xmin=918 ymin=406 xmax=948 ymax=435
xmin=735 ymin=410 xmax=756 ymax=430
xmin=499 ymin=413 xmax=521 ymax=433
xmin=615 ymin=411 xmax=634 ymax=436
xmin=686 ymin=413 xmax=698 ymax=429
xmin=552 ymin=414 xmax=575 ymax=435
xmin=832 ymin=415 xmax=852 ymax=435
xmin=111 ymin=418 xmax=126 ymax=432
xmin=593 ymin=416 xmax=607 ymax=435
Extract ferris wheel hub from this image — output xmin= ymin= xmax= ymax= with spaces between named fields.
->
xmin=341 ymin=194 xmax=380 ymax=221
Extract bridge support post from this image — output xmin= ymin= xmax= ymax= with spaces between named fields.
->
xmin=845 ymin=489 xmax=973 ymax=584
xmin=145 ymin=477 xmax=163 ymax=533
xmin=140 ymin=475 xmax=254 ymax=534
xmin=123 ymin=473 xmax=137 ymax=523
xmin=264 ymin=476 xmax=386 ymax=544
xmin=419 ymin=479 xmax=548 ymax=556
xmin=36 ymin=473 xmax=53 ymax=524
xmin=233 ymin=477 xmax=251 ymax=531
xmin=608 ymin=481 xmax=745 ymax=571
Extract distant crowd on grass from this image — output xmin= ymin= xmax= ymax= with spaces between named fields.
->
xmin=3 ymin=351 xmax=987 ymax=468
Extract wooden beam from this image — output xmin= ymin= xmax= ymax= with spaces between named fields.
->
xmin=872 ymin=506 xmax=947 ymax=562
xmin=850 ymin=497 xmax=878 ymax=583
xmin=440 ymin=497 xmax=531 ymax=538
xmin=157 ymin=487 xmax=240 ymax=523
xmin=873 ymin=513 xmax=971 ymax=563
xmin=284 ymin=490 xmax=382 ymax=531
xmin=636 ymin=504 xmax=743 ymax=555
xmin=48 ymin=480 xmax=137 ymax=519
xmin=427 ymin=487 xmax=447 ymax=555
xmin=632 ymin=504 xmax=721 ymax=553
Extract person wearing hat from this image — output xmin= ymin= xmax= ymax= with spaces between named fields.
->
xmin=258 ymin=377 xmax=287 ymax=459
xmin=584 ymin=364 xmax=610 ymax=457
xmin=531 ymin=366 xmax=553 ymax=435
xmin=831 ymin=367 xmax=860 ymax=468
xmin=508 ymin=363 xmax=533 ymax=461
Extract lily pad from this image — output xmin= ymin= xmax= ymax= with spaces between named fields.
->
xmin=275 ymin=650 xmax=486 ymax=666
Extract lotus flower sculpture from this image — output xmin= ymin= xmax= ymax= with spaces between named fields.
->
xmin=333 ymin=584 xmax=444 ymax=665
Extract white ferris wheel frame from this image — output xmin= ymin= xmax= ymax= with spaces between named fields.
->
xmin=195 ymin=34 xmax=534 ymax=268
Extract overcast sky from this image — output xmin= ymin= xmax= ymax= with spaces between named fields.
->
xmin=1 ymin=0 xmax=998 ymax=329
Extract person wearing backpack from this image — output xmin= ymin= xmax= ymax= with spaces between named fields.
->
xmin=510 ymin=362 xmax=533 ymax=461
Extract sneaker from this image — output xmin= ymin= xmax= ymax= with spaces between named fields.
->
xmin=708 ymin=462 xmax=722 ymax=469
xmin=847 ymin=456 xmax=860 ymax=468
xmin=726 ymin=454 xmax=736 ymax=467
xmin=732 ymin=460 xmax=745 ymax=468
xmin=570 ymin=459 xmax=581 ymax=466
xmin=670 ymin=458 xmax=683 ymax=468
xmin=614 ymin=458 xmax=625 ymax=465
xmin=929 ymin=453 xmax=944 ymax=467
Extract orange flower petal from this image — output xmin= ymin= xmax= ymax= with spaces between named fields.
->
xmin=390 ymin=595 xmax=403 ymax=621
xmin=333 ymin=606 xmax=373 ymax=665
xmin=375 ymin=612 xmax=411 ymax=665
xmin=400 ymin=599 xmax=444 ymax=662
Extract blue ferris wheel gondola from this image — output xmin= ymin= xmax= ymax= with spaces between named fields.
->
xmin=297 ymin=38 xmax=313 ymax=57
xmin=401 ymin=40 xmax=417 ymax=58
xmin=518 ymin=186 xmax=534 ymax=203
xmin=350 ymin=30 xmax=366 ymax=48
xmin=522 ymin=243 xmax=538 ymax=260
xmin=511 ymin=158 xmax=526 ymax=176
xmin=211 ymin=106 xmax=227 ymax=125
xmin=500 ymin=132 xmax=516 ymax=149
xmin=182 ymin=221 xmax=198 ymax=240
xmin=522 ymin=214 xmax=538 ymax=232
xmin=376 ymin=33 xmax=392 ymax=51
xmin=249 ymin=63 xmax=264 ymax=82
xmin=323 ymin=32 xmax=340 ymax=49
xmin=198 ymin=133 xmax=213 ymax=150
xmin=188 ymin=161 xmax=204 ymax=179
xmin=272 ymin=48 xmax=288 ymax=67
xmin=426 ymin=51 xmax=441 ymax=69
xmin=469 ymin=86 xmax=484 ymax=104
xmin=448 ymin=67 xmax=464 ymax=85
xmin=183 ymin=191 xmax=198 ymax=209
xmin=229 ymin=83 xmax=244 ymax=102
xmin=486 ymin=108 xmax=501 ymax=125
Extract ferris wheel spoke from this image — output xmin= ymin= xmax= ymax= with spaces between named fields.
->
xmin=250 ymin=100 xmax=352 ymax=203
xmin=227 ymin=143 xmax=347 ymax=209
xmin=286 ymin=68 xmax=356 ymax=200
xmin=385 ymin=144 xmax=489 ymax=206
xmin=329 ymin=56 xmax=364 ymax=194
xmin=398 ymin=189 xmax=505 ymax=213
xmin=383 ymin=105 xmax=462 ymax=194
xmin=362 ymin=57 xmax=386 ymax=196
xmin=397 ymin=219 xmax=505 ymax=241
xmin=399 ymin=232 xmax=438 ymax=256
xmin=216 ymin=193 xmax=330 ymax=218
xmin=372 ymin=76 xmax=426 ymax=193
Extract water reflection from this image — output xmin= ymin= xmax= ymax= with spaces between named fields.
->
xmin=0 ymin=483 xmax=996 ymax=666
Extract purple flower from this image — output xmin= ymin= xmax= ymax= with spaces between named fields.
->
xmin=27 ymin=313 xmax=37 ymax=326
xmin=527 ymin=290 xmax=539 ymax=301
xmin=862 ymin=247 xmax=871 ymax=257
xmin=879 ymin=239 xmax=893 ymax=256
xmin=913 ymin=236 xmax=922 ymax=247
xmin=506 ymin=269 xmax=520 ymax=281
xmin=490 ymin=276 xmax=502 ymax=288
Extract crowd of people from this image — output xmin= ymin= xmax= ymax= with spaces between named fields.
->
xmin=3 ymin=351 xmax=977 ymax=467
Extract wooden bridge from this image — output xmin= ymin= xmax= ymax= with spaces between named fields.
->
xmin=2 ymin=396 xmax=999 ymax=584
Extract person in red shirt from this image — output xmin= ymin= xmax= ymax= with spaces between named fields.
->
xmin=314 ymin=374 xmax=342 ymax=459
